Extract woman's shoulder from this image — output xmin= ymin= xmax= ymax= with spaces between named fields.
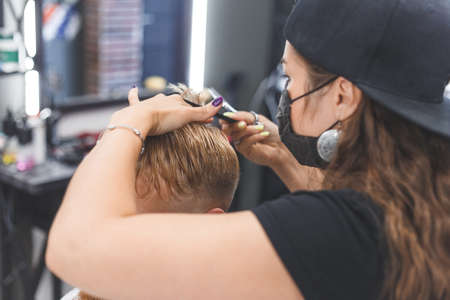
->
xmin=251 ymin=189 xmax=384 ymax=300
xmin=258 ymin=189 xmax=382 ymax=228
xmin=291 ymin=188 xmax=378 ymax=208
xmin=252 ymin=189 xmax=384 ymax=256
xmin=257 ymin=188 xmax=381 ymax=220
xmin=295 ymin=189 xmax=382 ymax=221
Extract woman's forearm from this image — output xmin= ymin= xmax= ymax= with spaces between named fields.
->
xmin=62 ymin=129 xmax=140 ymax=218
xmin=47 ymin=129 xmax=141 ymax=264
xmin=271 ymin=146 xmax=323 ymax=192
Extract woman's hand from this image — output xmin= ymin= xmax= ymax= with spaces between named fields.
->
xmin=220 ymin=111 xmax=323 ymax=192
xmin=220 ymin=112 xmax=287 ymax=169
xmin=110 ymin=88 xmax=223 ymax=137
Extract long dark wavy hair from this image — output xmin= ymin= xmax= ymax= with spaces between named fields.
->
xmin=304 ymin=60 xmax=450 ymax=299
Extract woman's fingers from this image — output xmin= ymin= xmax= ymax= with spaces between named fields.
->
xmin=220 ymin=111 xmax=267 ymax=137
xmin=186 ymin=97 xmax=223 ymax=123
xmin=223 ymin=111 xmax=258 ymax=124
xmin=220 ymin=119 xmax=249 ymax=137
xmin=219 ymin=120 xmax=229 ymax=130
xmin=128 ymin=87 xmax=140 ymax=105
xmin=230 ymin=124 xmax=265 ymax=142
xmin=237 ymin=131 xmax=271 ymax=151
xmin=220 ymin=121 xmax=235 ymax=137
xmin=201 ymin=117 xmax=214 ymax=124
xmin=122 ymin=90 xmax=224 ymax=136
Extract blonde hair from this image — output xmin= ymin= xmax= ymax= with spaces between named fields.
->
xmin=136 ymin=122 xmax=239 ymax=212
xmin=134 ymin=84 xmax=239 ymax=213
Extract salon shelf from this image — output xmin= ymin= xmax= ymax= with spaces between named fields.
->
xmin=55 ymin=89 xmax=160 ymax=113
xmin=0 ymin=70 xmax=22 ymax=77
xmin=0 ymin=159 xmax=75 ymax=196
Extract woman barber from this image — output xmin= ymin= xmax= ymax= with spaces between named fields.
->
xmin=46 ymin=1 xmax=450 ymax=299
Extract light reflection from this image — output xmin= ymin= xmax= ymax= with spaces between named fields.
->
xmin=188 ymin=0 xmax=208 ymax=91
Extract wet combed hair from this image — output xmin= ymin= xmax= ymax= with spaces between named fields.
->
xmin=136 ymin=122 xmax=240 ymax=213
xmin=133 ymin=83 xmax=239 ymax=213
xmin=303 ymin=57 xmax=450 ymax=299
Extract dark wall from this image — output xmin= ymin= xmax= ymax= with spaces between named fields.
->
xmin=204 ymin=0 xmax=294 ymax=110
xmin=204 ymin=0 xmax=273 ymax=108
xmin=142 ymin=0 xmax=191 ymax=83
xmin=269 ymin=0 xmax=296 ymax=70
xmin=0 ymin=0 xmax=4 ymax=28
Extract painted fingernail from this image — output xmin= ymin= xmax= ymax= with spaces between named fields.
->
xmin=223 ymin=112 xmax=235 ymax=118
xmin=254 ymin=125 xmax=264 ymax=131
xmin=132 ymin=84 xmax=137 ymax=88
xmin=212 ymin=97 xmax=223 ymax=107
xmin=260 ymin=131 xmax=270 ymax=137
xmin=238 ymin=121 xmax=247 ymax=129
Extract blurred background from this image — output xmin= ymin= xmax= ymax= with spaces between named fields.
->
xmin=0 ymin=1 xmax=295 ymax=299
xmin=0 ymin=1 xmax=449 ymax=299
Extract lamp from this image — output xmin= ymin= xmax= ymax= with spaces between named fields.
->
xmin=188 ymin=0 xmax=208 ymax=91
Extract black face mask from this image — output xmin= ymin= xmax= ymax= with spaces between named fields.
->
xmin=277 ymin=76 xmax=338 ymax=169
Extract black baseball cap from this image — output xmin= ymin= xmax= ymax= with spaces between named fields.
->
xmin=284 ymin=0 xmax=450 ymax=138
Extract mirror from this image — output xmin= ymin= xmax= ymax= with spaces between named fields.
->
xmin=42 ymin=0 xmax=192 ymax=108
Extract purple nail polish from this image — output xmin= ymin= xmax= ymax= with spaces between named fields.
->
xmin=132 ymin=84 xmax=137 ymax=88
xmin=212 ymin=97 xmax=223 ymax=107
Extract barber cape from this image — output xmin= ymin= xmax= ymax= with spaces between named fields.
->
xmin=61 ymin=288 xmax=81 ymax=300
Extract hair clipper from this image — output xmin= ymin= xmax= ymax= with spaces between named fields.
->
xmin=182 ymin=87 xmax=238 ymax=123
xmin=206 ymin=88 xmax=238 ymax=123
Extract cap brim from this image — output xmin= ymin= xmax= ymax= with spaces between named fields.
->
xmin=356 ymin=83 xmax=450 ymax=138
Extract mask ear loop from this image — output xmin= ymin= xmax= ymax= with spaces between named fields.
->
xmin=291 ymin=76 xmax=339 ymax=103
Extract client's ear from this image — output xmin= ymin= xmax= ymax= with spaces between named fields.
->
xmin=207 ymin=208 xmax=225 ymax=214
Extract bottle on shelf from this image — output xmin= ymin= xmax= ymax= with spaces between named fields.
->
xmin=0 ymin=30 xmax=19 ymax=73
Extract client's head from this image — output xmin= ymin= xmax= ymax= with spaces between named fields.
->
xmin=77 ymin=86 xmax=240 ymax=300
xmin=135 ymin=85 xmax=239 ymax=214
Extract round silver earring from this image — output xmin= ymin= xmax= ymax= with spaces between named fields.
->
xmin=317 ymin=124 xmax=341 ymax=162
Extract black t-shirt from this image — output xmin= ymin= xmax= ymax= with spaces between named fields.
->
xmin=252 ymin=189 xmax=385 ymax=300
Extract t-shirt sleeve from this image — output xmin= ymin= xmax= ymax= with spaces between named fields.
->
xmin=251 ymin=190 xmax=383 ymax=300
xmin=60 ymin=288 xmax=81 ymax=300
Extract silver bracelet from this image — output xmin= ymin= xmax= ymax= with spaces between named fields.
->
xmin=98 ymin=124 xmax=145 ymax=154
